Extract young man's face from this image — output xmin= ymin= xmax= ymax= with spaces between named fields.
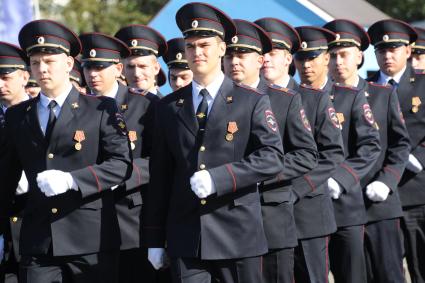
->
xmin=329 ymin=46 xmax=362 ymax=83
xmin=83 ymin=63 xmax=122 ymax=95
xmin=411 ymin=53 xmax=425 ymax=70
xmin=294 ymin=52 xmax=330 ymax=85
xmin=30 ymin=52 xmax=73 ymax=93
xmin=0 ymin=69 xmax=29 ymax=104
xmin=375 ymin=45 xmax=411 ymax=76
xmin=124 ymin=55 xmax=160 ymax=91
xmin=169 ymin=68 xmax=193 ymax=91
xmin=262 ymin=48 xmax=292 ymax=83
xmin=223 ymin=51 xmax=263 ymax=85
xmin=185 ymin=36 xmax=226 ymax=78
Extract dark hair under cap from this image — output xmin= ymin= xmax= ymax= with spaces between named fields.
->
xmin=115 ymin=24 xmax=167 ymax=58
xmin=254 ymin=17 xmax=301 ymax=54
xmin=368 ymin=19 xmax=417 ymax=50
xmin=18 ymin=19 xmax=81 ymax=57
xmin=226 ymin=19 xmax=272 ymax=55
xmin=323 ymin=19 xmax=370 ymax=51
xmin=175 ymin=2 xmax=236 ymax=42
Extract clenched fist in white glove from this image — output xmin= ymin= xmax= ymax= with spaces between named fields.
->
xmin=190 ymin=170 xmax=216 ymax=199
xmin=366 ymin=181 xmax=390 ymax=202
xmin=148 ymin=248 xmax=168 ymax=270
xmin=37 ymin=170 xmax=78 ymax=197
xmin=406 ymin=154 xmax=423 ymax=174
xmin=16 ymin=171 xmax=29 ymax=195
xmin=327 ymin=178 xmax=342 ymax=199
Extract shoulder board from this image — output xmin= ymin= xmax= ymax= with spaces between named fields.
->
xmin=299 ymin=83 xmax=323 ymax=92
xmin=415 ymin=69 xmax=425 ymax=75
xmin=235 ymin=82 xmax=261 ymax=95
xmin=268 ymin=85 xmax=297 ymax=96
xmin=129 ymin=87 xmax=149 ymax=96
xmin=333 ymin=82 xmax=359 ymax=91
xmin=367 ymin=82 xmax=392 ymax=89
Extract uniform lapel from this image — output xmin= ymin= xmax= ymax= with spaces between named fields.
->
xmin=397 ymin=66 xmax=414 ymax=103
xmin=48 ymin=87 xmax=79 ymax=148
xmin=177 ymin=84 xmax=198 ymax=136
xmin=25 ymin=95 xmax=45 ymax=144
xmin=204 ymin=77 xmax=233 ymax=132
xmin=115 ymin=84 xmax=129 ymax=114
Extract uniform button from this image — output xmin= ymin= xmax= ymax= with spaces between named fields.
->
xmin=200 ymin=199 xmax=207 ymax=205
xmin=48 ymin=153 xmax=54 ymax=159
xmin=11 ymin=217 xmax=18 ymax=222
xmin=200 ymin=146 xmax=206 ymax=152
xmin=51 ymin=208 xmax=58 ymax=214
xmin=199 ymin=164 xmax=206 ymax=170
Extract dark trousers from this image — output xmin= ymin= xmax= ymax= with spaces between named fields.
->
xmin=0 ymin=241 xmax=19 ymax=283
xmin=329 ymin=225 xmax=366 ymax=283
xmin=364 ymin=218 xmax=404 ymax=283
xmin=262 ymin=248 xmax=294 ymax=283
xmin=118 ymin=248 xmax=172 ymax=283
xmin=402 ymin=205 xmax=425 ymax=283
xmin=170 ymin=256 xmax=261 ymax=283
xmin=19 ymin=250 xmax=119 ymax=283
xmin=294 ymin=236 xmax=329 ymax=283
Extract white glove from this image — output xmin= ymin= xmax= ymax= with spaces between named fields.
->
xmin=148 ymin=248 xmax=167 ymax=270
xmin=190 ymin=170 xmax=216 ymax=199
xmin=406 ymin=154 xmax=423 ymax=173
xmin=111 ymin=185 xmax=119 ymax=190
xmin=0 ymin=235 xmax=4 ymax=262
xmin=327 ymin=178 xmax=342 ymax=199
xmin=37 ymin=170 xmax=78 ymax=197
xmin=16 ymin=171 xmax=29 ymax=195
xmin=366 ymin=181 xmax=390 ymax=202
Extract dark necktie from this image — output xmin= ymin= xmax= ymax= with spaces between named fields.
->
xmin=45 ymin=100 xmax=57 ymax=142
xmin=388 ymin=78 xmax=397 ymax=87
xmin=196 ymin=89 xmax=209 ymax=132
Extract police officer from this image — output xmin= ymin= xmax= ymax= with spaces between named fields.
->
xmin=368 ymin=19 xmax=425 ymax=283
xmin=69 ymin=56 xmax=87 ymax=94
xmin=143 ymin=3 xmax=284 ymax=283
xmin=321 ymin=20 xmax=383 ymax=283
xmin=79 ymin=31 xmax=163 ymax=283
xmin=223 ymin=19 xmax=318 ymax=283
xmin=115 ymin=24 xmax=167 ymax=98
xmin=0 ymin=19 xmax=132 ymax=283
xmin=412 ymin=27 xmax=425 ymax=71
xmin=163 ymin=38 xmax=193 ymax=91
xmin=0 ymin=41 xmax=32 ymax=283
xmin=325 ymin=19 xmax=411 ymax=283
xmin=292 ymin=26 xmax=345 ymax=283
xmin=254 ymin=17 xmax=301 ymax=91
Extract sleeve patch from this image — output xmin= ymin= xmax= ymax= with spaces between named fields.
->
xmin=363 ymin=103 xmax=376 ymax=127
xmin=300 ymin=109 xmax=312 ymax=132
xmin=328 ymin=107 xmax=342 ymax=129
xmin=265 ymin=109 xmax=278 ymax=132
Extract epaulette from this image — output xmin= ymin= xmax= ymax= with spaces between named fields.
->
xmin=129 ymin=87 xmax=149 ymax=96
xmin=299 ymin=83 xmax=324 ymax=92
xmin=367 ymin=82 xmax=392 ymax=89
xmin=333 ymin=82 xmax=359 ymax=91
xmin=235 ymin=82 xmax=261 ymax=95
xmin=268 ymin=85 xmax=297 ymax=96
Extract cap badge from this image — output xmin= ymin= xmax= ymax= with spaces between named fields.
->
xmin=37 ymin=36 xmax=45 ymax=44
xmin=301 ymin=41 xmax=308 ymax=49
xmin=191 ymin=20 xmax=199 ymax=28
xmin=335 ymin=34 xmax=341 ymax=41
xmin=231 ymin=36 xmax=238 ymax=44
xmin=176 ymin=52 xmax=182 ymax=60
xmin=89 ymin=49 xmax=96 ymax=58
xmin=383 ymin=34 xmax=390 ymax=42
xmin=131 ymin=39 xmax=138 ymax=47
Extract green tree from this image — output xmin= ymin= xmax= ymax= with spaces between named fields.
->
xmin=367 ymin=0 xmax=425 ymax=23
xmin=40 ymin=0 xmax=167 ymax=35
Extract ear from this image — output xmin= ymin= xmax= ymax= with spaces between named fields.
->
xmin=66 ymin=55 xmax=74 ymax=73
xmin=323 ymin=52 xmax=330 ymax=65
xmin=153 ymin=57 xmax=160 ymax=75
xmin=356 ymin=50 xmax=363 ymax=66
xmin=257 ymin=54 xmax=264 ymax=67
xmin=115 ymin=62 xmax=124 ymax=76
xmin=406 ymin=45 xmax=412 ymax=59
xmin=22 ymin=70 xmax=30 ymax=86
xmin=218 ymin=40 xmax=226 ymax=57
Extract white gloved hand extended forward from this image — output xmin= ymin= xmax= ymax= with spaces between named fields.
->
xmin=148 ymin=248 xmax=168 ymax=270
xmin=190 ymin=170 xmax=216 ymax=199
xmin=406 ymin=154 xmax=423 ymax=174
xmin=366 ymin=181 xmax=390 ymax=202
xmin=327 ymin=178 xmax=342 ymax=199
xmin=16 ymin=171 xmax=29 ymax=195
xmin=36 ymin=170 xmax=78 ymax=197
